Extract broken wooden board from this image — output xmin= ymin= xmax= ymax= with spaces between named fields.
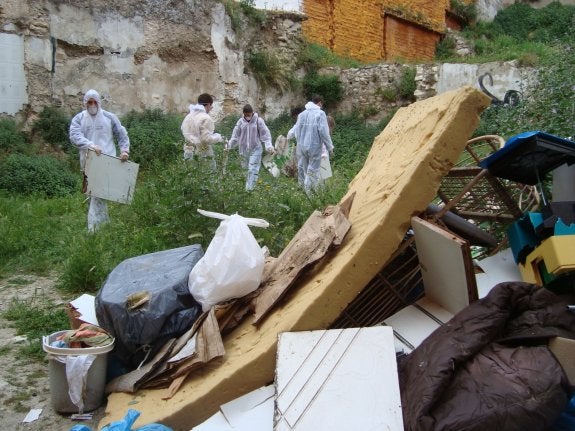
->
xmin=84 ymin=150 xmax=139 ymax=204
xmin=411 ymin=216 xmax=478 ymax=315
xmin=100 ymin=86 xmax=490 ymax=430
xmin=275 ymin=327 xmax=403 ymax=431
xmin=252 ymin=199 xmax=353 ymax=324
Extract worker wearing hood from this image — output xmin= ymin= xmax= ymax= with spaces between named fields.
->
xmin=181 ymin=93 xmax=224 ymax=171
xmin=291 ymin=95 xmax=334 ymax=193
xmin=69 ymin=89 xmax=130 ymax=232
xmin=227 ymin=104 xmax=274 ymax=191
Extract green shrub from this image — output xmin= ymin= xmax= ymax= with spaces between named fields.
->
xmin=475 ymin=37 xmax=575 ymax=140
xmin=0 ymin=119 xmax=27 ymax=155
xmin=0 ymin=154 xmax=78 ymax=197
xmin=399 ymin=66 xmax=416 ymax=100
xmin=450 ymin=0 xmax=477 ymax=24
xmin=122 ymin=109 xmax=183 ymax=168
xmin=32 ymin=107 xmax=71 ymax=151
xmin=493 ymin=2 xmax=575 ymax=44
xmin=302 ymin=71 xmax=344 ymax=110
xmin=435 ymin=35 xmax=457 ymax=60
xmin=377 ymin=87 xmax=397 ymax=102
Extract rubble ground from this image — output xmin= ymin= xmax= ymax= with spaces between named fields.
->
xmin=0 ymin=274 xmax=106 ymax=431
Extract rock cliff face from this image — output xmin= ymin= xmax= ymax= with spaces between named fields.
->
xmin=1 ymin=0 xmax=533 ymax=125
xmin=0 ymin=0 xmax=305 ymax=121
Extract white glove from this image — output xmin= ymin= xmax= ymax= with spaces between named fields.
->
xmin=213 ymin=133 xmax=223 ymax=142
xmin=265 ymin=146 xmax=275 ymax=155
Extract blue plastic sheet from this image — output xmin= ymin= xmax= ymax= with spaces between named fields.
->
xmin=71 ymin=409 xmax=173 ymax=431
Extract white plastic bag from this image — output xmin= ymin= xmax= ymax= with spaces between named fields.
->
xmin=188 ymin=210 xmax=269 ymax=311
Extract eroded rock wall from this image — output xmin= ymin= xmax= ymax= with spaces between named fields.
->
xmin=0 ymin=0 xmax=305 ymax=122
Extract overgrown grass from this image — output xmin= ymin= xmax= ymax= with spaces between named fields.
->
xmin=0 ymin=111 xmax=388 ymax=296
xmin=439 ymin=2 xmax=575 ymax=65
xmin=297 ymin=42 xmax=361 ymax=71
xmin=474 ymin=36 xmax=575 ymax=140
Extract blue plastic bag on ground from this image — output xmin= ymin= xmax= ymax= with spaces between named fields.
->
xmin=71 ymin=409 xmax=173 ymax=431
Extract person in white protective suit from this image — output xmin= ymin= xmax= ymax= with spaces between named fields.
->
xmin=69 ymin=89 xmax=130 ymax=232
xmin=227 ymin=104 xmax=274 ymax=191
xmin=291 ymin=95 xmax=334 ymax=193
xmin=180 ymin=93 xmax=224 ymax=171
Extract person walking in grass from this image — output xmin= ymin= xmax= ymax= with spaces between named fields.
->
xmin=69 ymin=89 xmax=130 ymax=232
xmin=227 ymin=104 xmax=274 ymax=191
xmin=290 ymin=95 xmax=334 ymax=193
xmin=181 ymin=93 xmax=224 ymax=171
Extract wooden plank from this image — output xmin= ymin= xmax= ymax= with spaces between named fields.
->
xmin=84 ymin=149 xmax=139 ymax=204
xmin=274 ymin=327 xmax=403 ymax=431
xmin=411 ymin=216 xmax=478 ymax=315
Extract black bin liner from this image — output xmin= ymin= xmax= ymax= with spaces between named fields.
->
xmin=96 ymin=244 xmax=203 ymax=369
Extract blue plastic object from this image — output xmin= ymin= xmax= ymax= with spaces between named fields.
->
xmin=479 ymin=131 xmax=575 ymax=185
xmin=551 ymin=392 xmax=575 ymax=431
xmin=507 ymin=212 xmax=543 ymax=263
xmin=101 ymin=409 xmax=173 ymax=431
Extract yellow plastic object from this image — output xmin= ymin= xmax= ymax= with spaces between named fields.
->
xmin=519 ymin=235 xmax=575 ymax=285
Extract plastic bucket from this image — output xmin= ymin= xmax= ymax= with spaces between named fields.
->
xmin=42 ymin=330 xmax=114 ymax=413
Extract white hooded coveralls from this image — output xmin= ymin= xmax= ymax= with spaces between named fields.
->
xmin=181 ymin=103 xmax=223 ymax=170
xmin=228 ymin=113 xmax=273 ymax=190
xmin=292 ymin=101 xmax=334 ymax=193
xmin=69 ymin=89 xmax=130 ymax=232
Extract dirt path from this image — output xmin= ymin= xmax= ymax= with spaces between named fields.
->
xmin=0 ymin=274 xmax=106 ymax=431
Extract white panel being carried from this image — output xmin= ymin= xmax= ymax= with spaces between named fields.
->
xmin=84 ymin=150 xmax=139 ymax=204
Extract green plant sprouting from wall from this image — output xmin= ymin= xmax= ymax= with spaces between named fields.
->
xmin=222 ymin=0 xmax=266 ymax=33
xmin=297 ymin=42 xmax=361 ymax=73
xmin=450 ymin=0 xmax=477 ymax=24
xmin=246 ymin=49 xmax=295 ymax=92
xmin=399 ymin=66 xmax=417 ymax=100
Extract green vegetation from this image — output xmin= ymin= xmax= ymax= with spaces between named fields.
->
xmin=246 ymin=49 xmax=297 ymax=92
xmin=0 ymin=118 xmax=28 ymax=156
xmin=439 ymin=2 xmax=575 ymax=65
xmin=32 ymin=106 xmax=72 ymax=152
xmin=474 ymin=35 xmax=575 ymax=140
xmin=297 ymin=42 xmax=361 ymax=71
xmin=0 ymin=109 xmax=389 ymax=296
xmin=398 ymin=66 xmax=417 ymax=100
xmin=450 ymin=0 xmax=477 ymax=24
xmin=2 ymin=1 xmax=574 ymax=363
xmin=302 ymin=71 xmax=344 ymax=110
xmin=0 ymin=154 xmax=78 ymax=197
xmin=3 ymin=295 xmax=69 ymax=360
xmin=222 ymin=0 xmax=266 ymax=33
xmin=122 ymin=108 xmax=183 ymax=167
